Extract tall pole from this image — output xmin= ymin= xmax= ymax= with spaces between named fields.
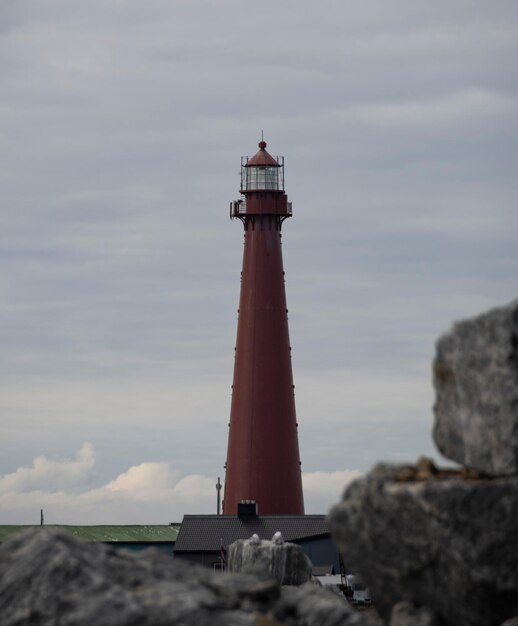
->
xmin=216 ymin=476 xmax=222 ymax=515
xmin=223 ymin=140 xmax=304 ymax=515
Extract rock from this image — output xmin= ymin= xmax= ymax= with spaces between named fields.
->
xmin=272 ymin=531 xmax=284 ymax=545
xmin=228 ymin=537 xmax=312 ymax=586
xmin=393 ymin=457 xmax=441 ymax=483
xmin=415 ymin=456 xmax=438 ymax=481
xmin=328 ymin=463 xmax=518 ymax=626
xmin=273 ymin=583 xmax=382 ymax=626
xmin=0 ymin=528 xmax=368 ymax=626
xmin=389 ymin=602 xmax=441 ymax=626
xmin=433 ymin=299 xmax=518 ymax=475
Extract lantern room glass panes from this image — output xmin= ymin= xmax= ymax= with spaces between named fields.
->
xmin=240 ymin=155 xmax=285 ymax=192
xmin=245 ymin=166 xmax=280 ymax=190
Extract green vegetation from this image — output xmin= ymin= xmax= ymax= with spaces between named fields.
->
xmin=0 ymin=525 xmax=180 ymax=543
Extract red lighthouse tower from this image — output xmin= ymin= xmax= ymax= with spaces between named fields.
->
xmin=223 ymin=140 xmax=304 ymax=515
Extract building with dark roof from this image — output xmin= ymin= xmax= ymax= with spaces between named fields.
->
xmin=174 ymin=512 xmax=340 ymax=571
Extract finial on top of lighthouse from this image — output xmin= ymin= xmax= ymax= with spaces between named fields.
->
xmin=246 ymin=139 xmax=280 ymax=168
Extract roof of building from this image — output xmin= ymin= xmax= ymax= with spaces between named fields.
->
xmin=246 ymin=141 xmax=280 ymax=166
xmin=0 ymin=525 xmax=180 ymax=543
xmin=174 ymin=515 xmax=328 ymax=552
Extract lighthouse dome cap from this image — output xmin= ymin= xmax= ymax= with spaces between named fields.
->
xmin=246 ymin=140 xmax=281 ymax=167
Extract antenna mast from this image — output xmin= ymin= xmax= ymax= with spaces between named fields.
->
xmin=216 ymin=477 xmax=222 ymax=515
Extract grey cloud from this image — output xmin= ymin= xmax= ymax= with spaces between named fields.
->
xmin=1 ymin=0 xmax=516 ymax=518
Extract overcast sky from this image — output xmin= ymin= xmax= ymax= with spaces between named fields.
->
xmin=1 ymin=0 xmax=517 ymax=524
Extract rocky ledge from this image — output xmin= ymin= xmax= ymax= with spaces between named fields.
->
xmin=327 ymin=300 xmax=518 ymax=625
xmin=0 ymin=527 xmax=376 ymax=626
xmin=228 ymin=534 xmax=313 ymax=586
xmin=329 ymin=461 xmax=518 ymax=626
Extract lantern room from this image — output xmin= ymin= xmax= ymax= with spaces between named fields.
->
xmin=230 ymin=139 xmax=292 ymax=219
xmin=240 ymin=140 xmax=285 ymax=193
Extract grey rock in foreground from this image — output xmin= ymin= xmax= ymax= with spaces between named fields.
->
xmin=0 ymin=528 xmax=371 ymax=626
xmin=433 ymin=299 xmax=518 ymax=475
xmin=328 ymin=463 xmax=518 ymax=626
xmin=275 ymin=584 xmax=379 ymax=626
xmin=389 ymin=602 xmax=440 ymax=626
xmin=228 ymin=536 xmax=312 ymax=586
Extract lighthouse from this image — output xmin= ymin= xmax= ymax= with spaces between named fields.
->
xmin=223 ymin=140 xmax=305 ymax=515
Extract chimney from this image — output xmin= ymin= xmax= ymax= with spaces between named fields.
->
xmin=237 ymin=500 xmax=258 ymax=518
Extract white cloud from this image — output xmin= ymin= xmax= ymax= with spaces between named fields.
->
xmin=105 ymin=462 xmax=175 ymax=494
xmin=0 ymin=443 xmax=94 ymax=493
xmin=0 ymin=444 xmax=358 ymax=524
